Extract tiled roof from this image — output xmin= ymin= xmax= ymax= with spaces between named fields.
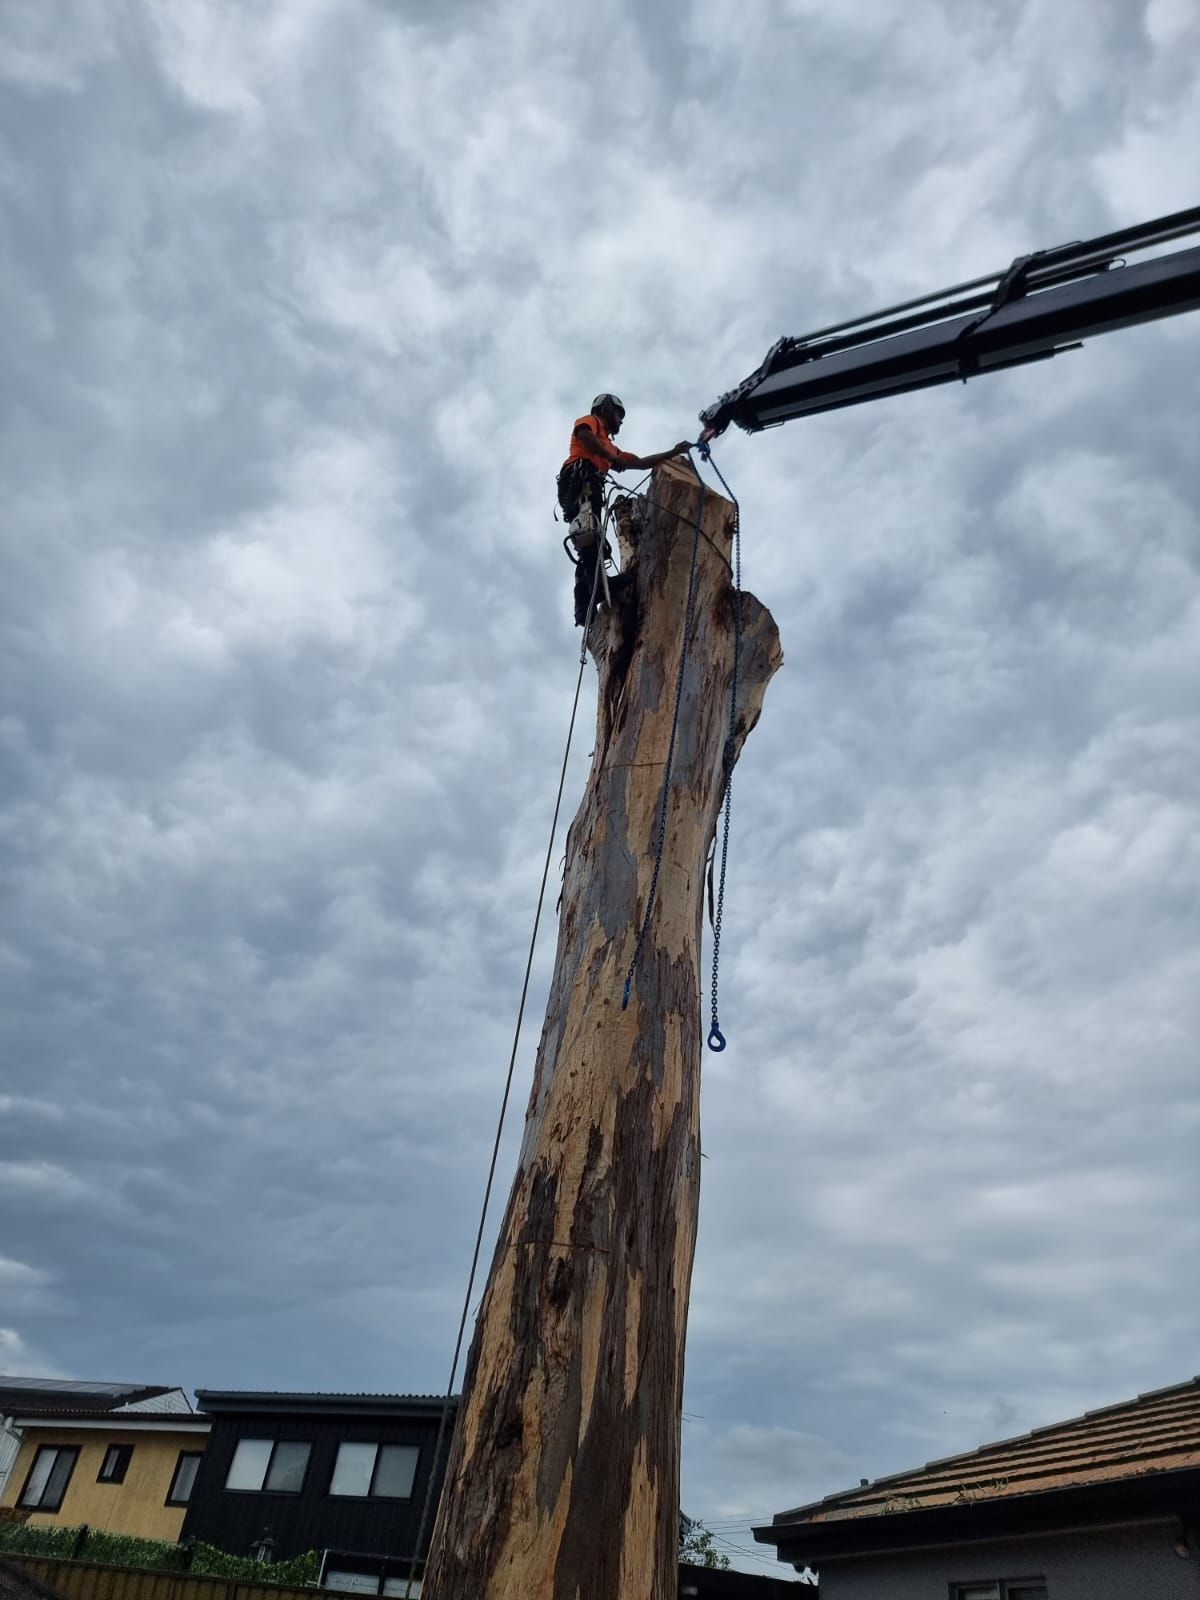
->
xmin=763 ymin=1375 xmax=1200 ymax=1532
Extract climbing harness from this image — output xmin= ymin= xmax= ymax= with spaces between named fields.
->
xmin=561 ymin=473 xmax=625 ymax=632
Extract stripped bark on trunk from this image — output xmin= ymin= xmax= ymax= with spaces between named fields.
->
xmin=424 ymin=459 xmax=782 ymax=1600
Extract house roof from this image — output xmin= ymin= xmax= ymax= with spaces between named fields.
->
xmin=0 ymin=1378 xmax=189 ymax=1416
xmin=755 ymin=1375 xmax=1200 ymax=1562
xmin=195 ymin=1390 xmax=460 ymax=1418
xmin=676 ymin=1567 xmax=808 ymax=1599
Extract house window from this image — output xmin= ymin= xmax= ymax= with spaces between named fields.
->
xmin=953 ymin=1582 xmax=1048 ymax=1600
xmin=167 ymin=1451 xmax=203 ymax=1506
xmin=225 ymin=1439 xmax=311 ymax=1493
xmin=19 ymin=1446 xmax=79 ymax=1512
xmin=329 ymin=1443 xmax=419 ymax=1500
xmin=98 ymin=1444 xmax=133 ymax=1484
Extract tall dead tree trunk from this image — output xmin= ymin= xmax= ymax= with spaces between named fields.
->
xmin=423 ymin=459 xmax=781 ymax=1600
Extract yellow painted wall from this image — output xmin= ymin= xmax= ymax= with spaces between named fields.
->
xmin=1 ymin=1427 xmax=208 ymax=1541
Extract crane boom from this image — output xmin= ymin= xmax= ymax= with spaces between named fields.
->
xmin=699 ymin=206 xmax=1200 ymax=437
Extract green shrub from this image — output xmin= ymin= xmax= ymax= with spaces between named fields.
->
xmin=0 ymin=1524 xmax=80 ymax=1559
xmin=678 ymin=1519 xmax=731 ymax=1570
xmin=0 ymin=1523 xmax=320 ymax=1587
xmin=79 ymin=1532 xmax=181 ymax=1571
xmin=190 ymin=1543 xmax=321 ymax=1586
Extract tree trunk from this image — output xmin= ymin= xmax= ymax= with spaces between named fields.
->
xmin=423 ymin=459 xmax=782 ymax=1600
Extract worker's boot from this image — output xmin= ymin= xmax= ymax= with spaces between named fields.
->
xmin=608 ymin=570 xmax=633 ymax=603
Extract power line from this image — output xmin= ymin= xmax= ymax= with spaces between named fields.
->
xmin=706 ymin=1534 xmax=790 ymax=1570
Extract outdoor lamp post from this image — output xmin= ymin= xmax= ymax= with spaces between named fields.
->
xmin=250 ymin=1530 xmax=275 ymax=1564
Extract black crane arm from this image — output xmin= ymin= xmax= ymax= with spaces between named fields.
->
xmin=699 ymin=206 xmax=1200 ymax=437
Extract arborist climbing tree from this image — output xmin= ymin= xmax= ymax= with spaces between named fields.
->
xmin=557 ymin=393 xmax=691 ymax=625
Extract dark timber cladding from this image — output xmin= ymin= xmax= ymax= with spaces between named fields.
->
xmin=423 ymin=462 xmax=782 ymax=1600
xmin=182 ymin=1392 xmax=458 ymax=1567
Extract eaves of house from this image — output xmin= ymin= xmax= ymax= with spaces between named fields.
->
xmin=754 ymin=1374 xmax=1200 ymax=1567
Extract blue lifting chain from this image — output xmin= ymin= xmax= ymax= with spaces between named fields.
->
xmin=698 ymin=440 xmax=742 ymax=1053
xmin=621 ymin=444 xmax=744 ymax=1054
xmin=622 ymin=455 xmax=706 ymax=1013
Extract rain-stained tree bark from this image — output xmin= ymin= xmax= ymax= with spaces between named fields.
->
xmin=423 ymin=458 xmax=782 ymax=1600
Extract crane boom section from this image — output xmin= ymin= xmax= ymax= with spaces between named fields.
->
xmin=700 ymin=207 xmax=1200 ymax=435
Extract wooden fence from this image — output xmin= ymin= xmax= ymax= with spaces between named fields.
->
xmin=0 ymin=1557 xmax=363 ymax=1600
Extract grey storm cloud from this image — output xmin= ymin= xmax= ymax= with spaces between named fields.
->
xmin=2 ymin=0 xmax=1198 ymax=1574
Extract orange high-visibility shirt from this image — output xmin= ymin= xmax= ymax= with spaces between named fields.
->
xmin=565 ymin=414 xmax=632 ymax=476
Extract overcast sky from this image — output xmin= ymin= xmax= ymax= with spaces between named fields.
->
xmin=2 ymin=0 xmax=1198 ymax=1578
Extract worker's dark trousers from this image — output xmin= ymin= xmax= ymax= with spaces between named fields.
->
xmin=573 ymin=544 xmax=605 ymax=626
xmin=557 ymin=461 xmax=607 ymax=626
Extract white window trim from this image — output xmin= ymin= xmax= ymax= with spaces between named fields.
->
xmin=328 ymin=1442 xmax=419 ymax=1501
xmin=225 ymin=1437 xmax=312 ymax=1494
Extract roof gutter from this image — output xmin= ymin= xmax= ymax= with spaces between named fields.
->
xmin=756 ymin=1467 xmax=1200 ymax=1565
xmin=14 ymin=1417 xmax=211 ymax=1433
xmin=195 ymin=1392 xmax=458 ymax=1418
xmin=783 ymin=1512 xmax=1183 ymax=1568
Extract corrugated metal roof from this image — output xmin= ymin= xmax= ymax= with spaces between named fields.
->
xmin=766 ymin=1374 xmax=1200 ymax=1528
xmin=195 ymin=1390 xmax=460 ymax=1416
xmin=197 ymin=1391 xmax=453 ymax=1402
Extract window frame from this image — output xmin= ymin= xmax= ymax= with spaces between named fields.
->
xmin=97 ymin=1444 xmax=133 ymax=1485
xmin=18 ymin=1445 xmax=80 ymax=1512
xmin=325 ymin=1573 xmax=384 ymax=1596
xmin=327 ymin=1441 xmax=420 ymax=1502
xmin=166 ymin=1449 xmax=204 ymax=1507
xmin=321 ymin=1557 xmax=422 ymax=1597
xmin=223 ymin=1437 xmax=312 ymax=1495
